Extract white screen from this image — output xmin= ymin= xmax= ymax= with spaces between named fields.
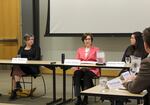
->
xmin=49 ymin=0 xmax=150 ymax=33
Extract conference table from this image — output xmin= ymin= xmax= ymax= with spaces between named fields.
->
xmin=0 ymin=59 xmax=62 ymax=105
xmin=81 ymin=85 xmax=147 ymax=105
xmin=47 ymin=62 xmax=131 ymax=105
xmin=0 ymin=59 xmax=131 ymax=105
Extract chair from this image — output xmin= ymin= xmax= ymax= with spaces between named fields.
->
xmin=21 ymin=72 xmax=46 ymax=97
xmin=71 ymin=73 xmax=100 ymax=102
xmin=11 ymin=66 xmax=46 ymax=98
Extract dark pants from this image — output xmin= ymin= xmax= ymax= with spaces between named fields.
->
xmin=144 ymin=93 xmax=149 ymax=105
xmin=115 ymin=100 xmax=124 ymax=105
xmin=73 ymin=69 xmax=97 ymax=97
xmin=20 ymin=65 xmax=39 ymax=75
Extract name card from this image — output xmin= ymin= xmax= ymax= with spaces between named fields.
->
xmin=106 ymin=78 xmax=125 ymax=89
xmin=11 ymin=58 xmax=27 ymax=63
xmin=106 ymin=61 xmax=125 ymax=67
xmin=80 ymin=61 xmax=97 ymax=64
xmin=64 ymin=59 xmax=80 ymax=65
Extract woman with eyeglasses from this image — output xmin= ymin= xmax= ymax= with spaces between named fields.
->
xmin=73 ymin=33 xmax=100 ymax=105
xmin=10 ymin=34 xmax=41 ymax=100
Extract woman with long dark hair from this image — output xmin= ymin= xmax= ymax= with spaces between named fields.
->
xmin=122 ymin=31 xmax=148 ymax=61
xmin=117 ymin=31 xmax=148 ymax=105
xmin=119 ymin=31 xmax=148 ymax=75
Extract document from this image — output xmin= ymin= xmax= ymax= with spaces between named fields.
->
xmin=120 ymin=71 xmax=136 ymax=82
xmin=106 ymin=77 xmax=125 ymax=89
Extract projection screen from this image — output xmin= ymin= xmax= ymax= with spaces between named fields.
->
xmin=45 ymin=0 xmax=150 ymax=36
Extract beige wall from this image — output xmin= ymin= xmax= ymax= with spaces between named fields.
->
xmin=39 ymin=0 xmax=130 ymax=61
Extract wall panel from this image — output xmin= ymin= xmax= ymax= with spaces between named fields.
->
xmin=0 ymin=0 xmax=22 ymax=59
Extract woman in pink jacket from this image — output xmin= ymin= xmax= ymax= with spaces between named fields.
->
xmin=73 ymin=33 xmax=100 ymax=105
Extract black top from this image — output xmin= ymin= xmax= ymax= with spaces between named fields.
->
xmin=122 ymin=45 xmax=148 ymax=61
xmin=18 ymin=45 xmax=41 ymax=60
xmin=18 ymin=45 xmax=41 ymax=75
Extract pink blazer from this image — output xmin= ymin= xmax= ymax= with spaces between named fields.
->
xmin=75 ymin=46 xmax=100 ymax=77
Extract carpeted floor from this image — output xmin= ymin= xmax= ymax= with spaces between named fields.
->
xmin=0 ymin=70 xmax=138 ymax=105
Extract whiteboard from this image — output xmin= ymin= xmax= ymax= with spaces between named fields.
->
xmin=48 ymin=0 xmax=150 ymax=34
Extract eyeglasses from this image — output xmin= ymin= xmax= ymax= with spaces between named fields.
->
xmin=85 ymin=38 xmax=91 ymax=40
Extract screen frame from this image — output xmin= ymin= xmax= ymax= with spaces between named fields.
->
xmin=44 ymin=0 xmax=132 ymax=37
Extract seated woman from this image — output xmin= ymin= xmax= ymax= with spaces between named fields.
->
xmin=123 ymin=27 xmax=150 ymax=105
xmin=10 ymin=34 xmax=41 ymax=100
xmin=116 ymin=31 xmax=148 ymax=105
xmin=73 ymin=33 xmax=100 ymax=105
xmin=119 ymin=31 xmax=148 ymax=75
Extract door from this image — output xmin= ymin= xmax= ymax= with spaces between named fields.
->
xmin=0 ymin=0 xmax=22 ymax=59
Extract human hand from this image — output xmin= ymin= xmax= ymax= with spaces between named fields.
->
xmin=122 ymin=74 xmax=136 ymax=83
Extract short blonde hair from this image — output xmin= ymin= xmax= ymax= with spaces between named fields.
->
xmin=23 ymin=34 xmax=34 ymax=41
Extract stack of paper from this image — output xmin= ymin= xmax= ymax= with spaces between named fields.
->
xmin=120 ymin=71 xmax=135 ymax=81
xmin=106 ymin=78 xmax=125 ymax=89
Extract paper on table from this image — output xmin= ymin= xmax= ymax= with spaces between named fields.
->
xmin=106 ymin=77 xmax=125 ymax=89
xmin=106 ymin=61 xmax=125 ymax=67
xmin=120 ymin=71 xmax=132 ymax=81
xmin=64 ymin=59 xmax=97 ymax=65
xmin=11 ymin=58 xmax=27 ymax=63
xmin=64 ymin=59 xmax=80 ymax=65
xmin=80 ymin=61 xmax=97 ymax=64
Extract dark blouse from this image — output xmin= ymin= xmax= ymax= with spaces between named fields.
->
xmin=18 ymin=45 xmax=41 ymax=60
xmin=122 ymin=45 xmax=148 ymax=61
xmin=18 ymin=45 xmax=41 ymax=75
xmin=118 ymin=45 xmax=148 ymax=76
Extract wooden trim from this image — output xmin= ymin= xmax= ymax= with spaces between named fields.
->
xmin=0 ymin=38 xmax=18 ymax=42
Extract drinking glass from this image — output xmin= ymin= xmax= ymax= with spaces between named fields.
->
xmin=96 ymin=51 xmax=105 ymax=64
xmin=125 ymin=57 xmax=130 ymax=64
xmin=130 ymin=56 xmax=141 ymax=73
xmin=99 ymin=77 xmax=108 ymax=89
